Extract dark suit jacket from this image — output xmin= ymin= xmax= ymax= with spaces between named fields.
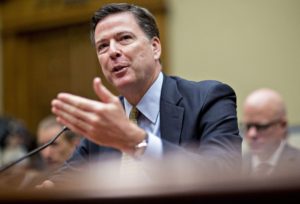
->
xmin=51 ymin=74 xmax=241 ymax=182
xmin=242 ymin=143 xmax=300 ymax=177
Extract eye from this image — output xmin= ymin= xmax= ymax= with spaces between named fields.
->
xmin=51 ymin=141 xmax=59 ymax=147
xmin=255 ymin=124 xmax=268 ymax=131
xmin=97 ymin=42 xmax=109 ymax=54
xmin=119 ymin=34 xmax=134 ymax=44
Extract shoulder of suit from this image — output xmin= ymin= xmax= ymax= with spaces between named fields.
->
xmin=167 ymin=75 xmax=223 ymax=87
xmin=284 ymin=144 xmax=300 ymax=156
xmin=166 ymin=75 xmax=234 ymax=93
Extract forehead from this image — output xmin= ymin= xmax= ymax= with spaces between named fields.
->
xmin=38 ymin=126 xmax=63 ymax=140
xmin=94 ymin=12 xmax=144 ymax=41
xmin=243 ymin=104 xmax=275 ymax=122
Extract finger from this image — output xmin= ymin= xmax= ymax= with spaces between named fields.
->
xmin=52 ymin=95 xmax=109 ymax=128
xmin=56 ymin=116 xmax=88 ymax=138
xmin=51 ymin=99 xmax=98 ymax=129
xmin=52 ymin=99 xmax=87 ymax=121
xmin=55 ymin=112 xmax=104 ymax=147
xmin=56 ymin=93 xmax=104 ymax=113
xmin=52 ymin=105 xmax=93 ymax=136
xmin=93 ymin=77 xmax=117 ymax=103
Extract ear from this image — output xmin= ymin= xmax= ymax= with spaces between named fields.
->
xmin=280 ymin=118 xmax=289 ymax=137
xmin=281 ymin=117 xmax=288 ymax=128
xmin=151 ymin=37 xmax=161 ymax=60
xmin=281 ymin=120 xmax=287 ymax=127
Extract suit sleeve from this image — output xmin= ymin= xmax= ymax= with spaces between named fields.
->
xmin=161 ymin=82 xmax=241 ymax=176
xmin=198 ymin=82 xmax=241 ymax=171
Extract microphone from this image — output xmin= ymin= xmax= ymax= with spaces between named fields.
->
xmin=0 ymin=126 xmax=69 ymax=173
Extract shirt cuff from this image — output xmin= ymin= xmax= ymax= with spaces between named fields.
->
xmin=142 ymin=132 xmax=163 ymax=159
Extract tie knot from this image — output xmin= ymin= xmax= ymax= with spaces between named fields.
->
xmin=129 ymin=107 xmax=139 ymax=124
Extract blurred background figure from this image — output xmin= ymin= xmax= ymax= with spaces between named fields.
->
xmin=0 ymin=116 xmax=41 ymax=188
xmin=0 ymin=115 xmax=81 ymax=189
xmin=242 ymin=88 xmax=300 ymax=178
xmin=0 ymin=116 xmax=34 ymax=167
xmin=37 ymin=115 xmax=81 ymax=171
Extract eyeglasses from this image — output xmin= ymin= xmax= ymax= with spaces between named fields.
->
xmin=240 ymin=119 xmax=282 ymax=133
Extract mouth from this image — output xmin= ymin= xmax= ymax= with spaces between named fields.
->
xmin=112 ymin=65 xmax=128 ymax=73
xmin=250 ymin=142 xmax=263 ymax=150
xmin=46 ymin=160 xmax=57 ymax=167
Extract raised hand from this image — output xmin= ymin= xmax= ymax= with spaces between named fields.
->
xmin=51 ymin=77 xmax=145 ymax=154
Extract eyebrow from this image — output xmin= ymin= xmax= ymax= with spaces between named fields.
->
xmin=95 ymin=38 xmax=106 ymax=46
xmin=95 ymin=31 xmax=134 ymax=43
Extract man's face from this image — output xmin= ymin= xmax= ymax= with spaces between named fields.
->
xmin=243 ymin=105 xmax=286 ymax=158
xmin=38 ymin=126 xmax=75 ymax=169
xmin=94 ymin=12 xmax=161 ymax=94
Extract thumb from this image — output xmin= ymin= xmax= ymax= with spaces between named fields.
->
xmin=93 ymin=77 xmax=116 ymax=103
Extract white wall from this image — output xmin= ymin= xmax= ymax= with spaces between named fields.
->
xmin=167 ymin=0 xmax=300 ymax=125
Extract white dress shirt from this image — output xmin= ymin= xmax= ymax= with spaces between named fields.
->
xmin=124 ymin=72 xmax=163 ymax=158
xmin=251 ymin=139 xmax=287 ymax=174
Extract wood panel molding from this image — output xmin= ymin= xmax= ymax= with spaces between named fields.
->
xmin=1 ymin=0 xmax=168 ymax=133
xmin=1 ymin=0 xmax=166 ymax=34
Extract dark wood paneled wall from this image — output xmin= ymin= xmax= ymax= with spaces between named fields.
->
xmin=1 ymin=0 xmax=168 ymax=134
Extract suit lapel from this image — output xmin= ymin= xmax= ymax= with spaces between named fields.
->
xmin=160 ymin=75 xmax=184 ymax=144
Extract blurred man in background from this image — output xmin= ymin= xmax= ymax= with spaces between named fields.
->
xmin=1 ymin=115 xmax=80 ymax=188
xmin=37 ymin=115 xmax=81 ymax=171
xmin=242 ymin=88 xmax=300 ymax=178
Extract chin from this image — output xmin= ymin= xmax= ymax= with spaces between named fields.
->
xmin=251 ymin=149 xmax=262 ymax=155
xmin=113 ymin=79 xmax=135 ymax=91
xmin=250 ymin=145 xmax=263 ymax=155
xmin=48 ymin=163 xmax=60 ymax=169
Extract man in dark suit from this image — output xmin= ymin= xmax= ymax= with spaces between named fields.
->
xmin=242 ymin=88 xmax=300 ymax=178
xmin=39 ymin=3 xmax=241 ymax=188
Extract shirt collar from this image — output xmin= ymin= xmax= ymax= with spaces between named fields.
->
xmin=252 ymin=139 xmax=287 ymax=168
xmin=124 ymin=72 xmax=163 ymax=124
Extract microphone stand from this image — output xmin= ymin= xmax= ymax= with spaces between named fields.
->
xmin=0 ymin=126 xmax=69 ymax=173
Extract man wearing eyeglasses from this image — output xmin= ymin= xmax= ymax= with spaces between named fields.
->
xmin=242 ymin=88 xmax=300 ymax=178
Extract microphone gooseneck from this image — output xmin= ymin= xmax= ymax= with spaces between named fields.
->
xmin=0 ymin=126 xmax=69 ymax=173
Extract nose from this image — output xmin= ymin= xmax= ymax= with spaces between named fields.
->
xmin=108 ymin=40 xmax=121 ymax=60
xmin=41 ymin=147 xmax=52 ymax=160
xmin=246 ymin=126 xmax=258 ymax=139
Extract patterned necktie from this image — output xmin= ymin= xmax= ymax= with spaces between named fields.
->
xmin=129 ymin=106 xmax=139 ymax=125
